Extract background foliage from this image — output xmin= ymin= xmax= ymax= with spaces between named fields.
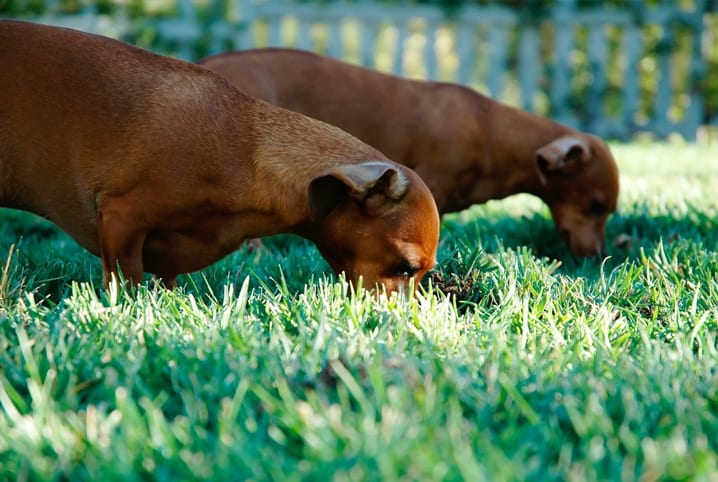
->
xmin=2 ymin=0 xmax=717 ymax=132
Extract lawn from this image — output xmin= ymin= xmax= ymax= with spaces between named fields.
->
xmin=1 ymin=142 xmax=717 ymax=481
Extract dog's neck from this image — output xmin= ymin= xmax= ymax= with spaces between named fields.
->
xmin=242 ymin=103 xmax=385 ymax=232
xmin=465 ymin=91 xmax=574 ymax=202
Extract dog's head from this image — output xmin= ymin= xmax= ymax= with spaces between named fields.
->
xmin=306 ymin=162 xmax=439 ymax=293
xmin=535 ymin=135 xmax=619 ymax=257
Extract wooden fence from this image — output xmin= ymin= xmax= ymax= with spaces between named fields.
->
xmin=4 ymin=0 xmax=716 ymax=140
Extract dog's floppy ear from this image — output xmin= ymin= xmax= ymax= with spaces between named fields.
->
xmin=308 ymin=162 xmax=409 ymax=221
xmin=536 ymin=136 xmax=591 ymax=184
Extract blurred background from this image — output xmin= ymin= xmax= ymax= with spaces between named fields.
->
xmin=2 ymin=0 xmax=717 ymax=141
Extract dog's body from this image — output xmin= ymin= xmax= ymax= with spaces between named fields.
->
xmin=0 ymin=22 xmax=439 ymax=291
xmin=200 ymin=48 xmax=619 ymax=257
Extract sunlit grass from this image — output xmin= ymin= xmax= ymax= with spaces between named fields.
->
xmin=1 ymin=142 xmax=717 ymax=480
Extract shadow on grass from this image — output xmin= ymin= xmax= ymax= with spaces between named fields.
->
xmin=1 ymin=203 xmax=716 ymax=303
xmin=441 ymin=204 xmax=717 ymax=271
xmin=426 ymin=203 xmax=717 ymax=311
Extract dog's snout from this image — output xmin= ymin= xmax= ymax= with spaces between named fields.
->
xmin=573 ymin=238 xmax=605 ymax=258
xmin=558 ymin=224 xmax=606 ymax=258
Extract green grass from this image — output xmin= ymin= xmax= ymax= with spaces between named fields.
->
xmin=1 ymin=142 xmax=717 ymax=481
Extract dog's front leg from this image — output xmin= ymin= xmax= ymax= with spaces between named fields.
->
xmin=97 ymin=207 xmax=147 ymax=289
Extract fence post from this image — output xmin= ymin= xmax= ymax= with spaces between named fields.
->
xmin=518 ymin=21 xmax=540 ymax=113
xmin=586 ymin=16 xmax=608 ymax=136
xmin=685 ymin=0 xmax=707 ymax=140
xmin=550 ymin=0 xmax=577 ymax=126
xmin=392 ymin=21 xmax=409 ymax=76
xmin=326 ymin=19 xmax=344 ymax=58
xmin=486 ymin=18 xmax=509 ymax=99
xmin=455 ymin=21 xmax=475 ymax=86
xmin=622 ymin=15 xmax=642 ymax=138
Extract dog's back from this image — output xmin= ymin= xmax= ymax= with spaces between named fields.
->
xmin=199 ymin=48 xmax=453 ymax=168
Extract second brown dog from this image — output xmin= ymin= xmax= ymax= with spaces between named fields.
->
xmin=200 ymin=48 xmax=620 ymax=257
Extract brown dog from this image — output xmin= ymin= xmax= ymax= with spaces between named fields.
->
xmin=0 ymin=21 xmax=439 ymax=292
xmin=200 ymin=48 xmax=620 ymax=257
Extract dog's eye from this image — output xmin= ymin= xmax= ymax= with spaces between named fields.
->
xmin=589 ymin=199 xmax=608 ymax=216
xmin=394 ymin=260 xmax=420 ymax=278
